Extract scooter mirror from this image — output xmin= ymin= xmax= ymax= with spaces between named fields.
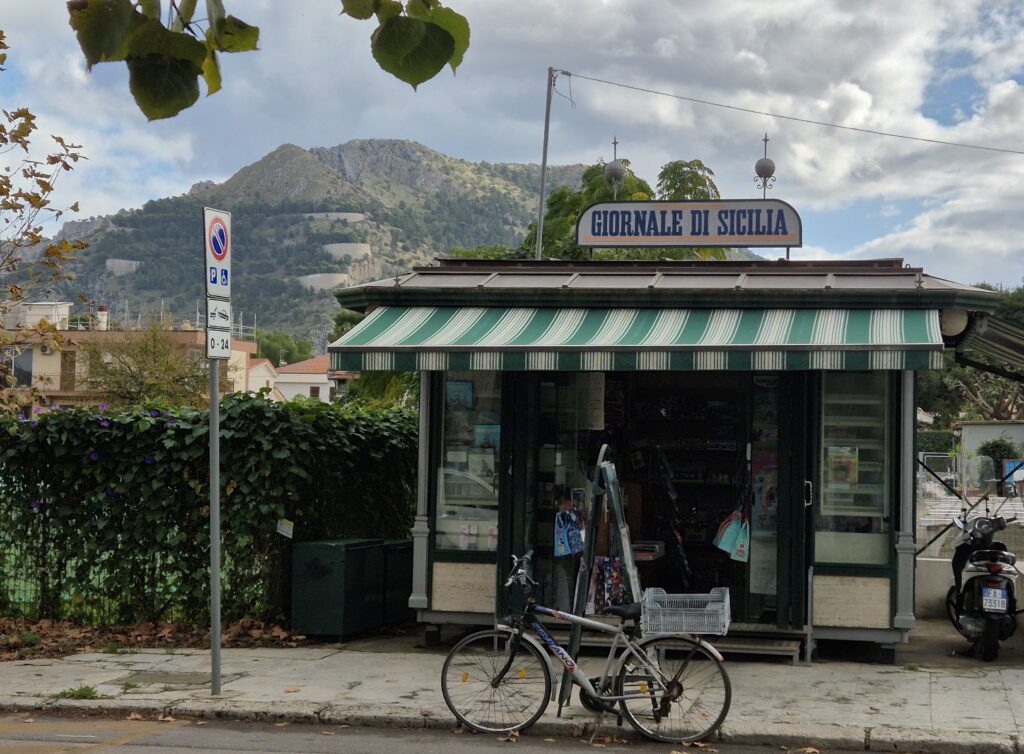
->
xmin=954 ymin=517 xmax=966 ymax=530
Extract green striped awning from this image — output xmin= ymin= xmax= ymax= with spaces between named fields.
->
xmin=329 ymin=307 xmax=944 ymax=372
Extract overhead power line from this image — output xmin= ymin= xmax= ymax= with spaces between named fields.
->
xmin=560 ymin=69 xmax=1024 ymax=157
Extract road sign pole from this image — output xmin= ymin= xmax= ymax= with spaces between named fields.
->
xmin=209 ymin=356 xmax=221 ymax=695
xmin=203 ymin=206 xmax=231 ymax=697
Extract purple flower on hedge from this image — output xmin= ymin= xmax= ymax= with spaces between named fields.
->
xmin=30 ymin=499 xmax=41 ymax=511
xmin=149 ymin=409 xmax=160 ymax=418
xmin=33 ymin=407 xmax=42 ymax=415
xmin=145 ymin=455 xmax=156 ymax=465
xmin=30 ymin=421 xmax=37 ymax=428
xmin=89 ymin=450 xmax=100 ymax=461
xmin=98 ymin=418 xmax=110 ymax=428
xmin=98 ymin=403 xmax=108 ymax=411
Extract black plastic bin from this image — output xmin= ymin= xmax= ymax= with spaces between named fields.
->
xmin=382 ymin=539 xmax=414 ymax=625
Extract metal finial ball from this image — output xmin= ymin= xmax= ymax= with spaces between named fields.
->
xmin=755 ymin=157 xmax=776 ymax=180
xmin=605 ymin=159 xmax=627 ymax=184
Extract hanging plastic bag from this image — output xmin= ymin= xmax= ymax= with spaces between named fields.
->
xmin=730 ymin=518 xmax=750 ymax=562
xmin=714 ymin=510 xmax=742 ymax=553
xmin=554 ymin=508 xmax=585 ymax=557
xmin=711 ymin=510 xmax=738 ymax=547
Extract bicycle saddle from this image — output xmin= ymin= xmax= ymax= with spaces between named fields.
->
xmin=604 ymin=602 xmax=642 ymax=621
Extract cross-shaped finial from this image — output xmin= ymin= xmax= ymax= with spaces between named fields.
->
xmin=612 ymin=136 xmax=619 ymax=160
xmin=762 ymin=132 xmax=770 ymax=158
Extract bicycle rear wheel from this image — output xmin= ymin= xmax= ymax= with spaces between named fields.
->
xmin=441 ymin=629 xmax=551 ymax=734
xmin=617 ymin=635 xmax=731 ymax=743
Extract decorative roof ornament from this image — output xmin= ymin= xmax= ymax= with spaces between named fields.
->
xmin=754 ymin=133 xmax=776 ymax=199
xmin=604 ymin=136 xmax=627 ymax=200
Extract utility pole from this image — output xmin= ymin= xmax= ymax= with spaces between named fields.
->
xmin=534 ymin=67 xmax=556 ymax=260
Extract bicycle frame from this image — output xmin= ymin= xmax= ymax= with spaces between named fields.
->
xmin=497 ymin=602 xmax=703 ymax=704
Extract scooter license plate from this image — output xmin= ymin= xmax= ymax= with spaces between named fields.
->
xmin=982 ymin=588 xmax=1008 ymax=612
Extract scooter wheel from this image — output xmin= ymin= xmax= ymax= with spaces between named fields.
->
xmin=979 ymin=619 xmax=1000 ymax=661
xmin=946 ymin=586 xmax=970 ymax=638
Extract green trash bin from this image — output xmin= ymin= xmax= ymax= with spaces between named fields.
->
xmin=291 ymin=539 xmax=384 ymax=637
xmin=382 ymin=539 xmax=414 ymax=625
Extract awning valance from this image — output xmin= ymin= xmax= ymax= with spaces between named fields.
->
xmin=329 ymin=306 xmax=944 ymax=372
xmin=959 ymin=315 xmax=1024 ymax=375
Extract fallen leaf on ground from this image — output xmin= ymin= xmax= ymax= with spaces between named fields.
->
xmin=127 ymin=712 xmax=144 ymax=721
xmin=321 ymin=731 xmax=336 ymax=736
xmin=591 ymin=744 xmax=606 ymax=749
xmin=794 ymin=749 xmax=819 ymax=754
xmin=274 ymin=722 xmax=290 ymax=727
xmin=157 ymin=714 xmax=175 ymax=722
xmin=544 ymin=739 xmax=556 ymax=743
xmin=21 ymin=719 xmax=34 ymax=724
xmin=194 ymin=721 xmax=207 ymax=726
xmin=452 ymin=727 xmax=465 ymax=734
xmin=284 ymin=687 xmax=300 ymax=693
xmin=498 ymin=730 xmax=519 ymax=743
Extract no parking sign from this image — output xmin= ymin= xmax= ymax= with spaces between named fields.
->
xmin=204 ymin=207 xmax=231 ymax=299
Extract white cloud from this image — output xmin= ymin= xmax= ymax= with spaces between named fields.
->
xmin=2 ymin=0 xmax=1024 ymax=284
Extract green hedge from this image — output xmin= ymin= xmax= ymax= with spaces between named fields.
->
xmin=918 ymin=429 xmax=955 ymax=453
xmin=0 ymin=394 xmax=418 ymax=626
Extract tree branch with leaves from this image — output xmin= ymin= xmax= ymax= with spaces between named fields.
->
xmin=66 ymin=0 xmax=469 ymax=120
xmin=1 ymin=30 xmax=86 ymax=411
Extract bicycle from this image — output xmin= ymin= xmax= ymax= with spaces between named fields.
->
xmin=440 ymin=552 xmax=731 ymax=743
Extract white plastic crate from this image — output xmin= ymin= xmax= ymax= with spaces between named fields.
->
xmin=640 ymin=587 xmax=731 ymax=636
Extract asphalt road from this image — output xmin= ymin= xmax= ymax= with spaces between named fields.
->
xmin=0 ymin=713 xmax=862 ymax=753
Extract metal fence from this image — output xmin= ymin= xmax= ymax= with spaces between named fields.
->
xmin=916 ymin=452 xmax=1024 ymax=559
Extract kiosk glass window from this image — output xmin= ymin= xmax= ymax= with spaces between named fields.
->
xmin=435 ymin=372 xmax=501 ymax=551
xmin=815 ymin=372 xmax=892 ymax=565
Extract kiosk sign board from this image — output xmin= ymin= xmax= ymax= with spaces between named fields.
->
xmin=577 ymin=199 xmax=802 ymax=248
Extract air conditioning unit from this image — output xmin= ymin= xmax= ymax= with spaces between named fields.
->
xmin=39 ymin=344 xmax=54 ymax=355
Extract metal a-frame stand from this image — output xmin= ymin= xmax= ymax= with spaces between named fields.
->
xmin=557 ymin=445 xmax=642 ymax=713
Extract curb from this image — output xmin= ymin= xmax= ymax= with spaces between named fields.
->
xmin=2 ymin=698 xmax=1020 ymax=752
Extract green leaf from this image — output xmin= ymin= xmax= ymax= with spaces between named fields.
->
xmin=127 ymin=54 xmax=201 ymax=120
xmin=205 ymin=0 xmax=226 ymax=27
xmin=430 ymin=7 xmax=469 ymax=71
xmin=341 ymin=0 xmax=375 ymax=20
xmin=102 ymin=23 xmax=212 ymax=121
xmin=371 ymin=16 xmax=453 ymax=89
xmin=373 ymin=0 xmax=403 ymax=23
xmin=405 ymin=0 xmax=432 ymax=20
xmin=137 ymin=0 xmax=160 ymax=18
xmin=66 ymin=0 xmax=140 ymax=69
xmin=208 ymin=15 xmax=259 ymax=53
xmin=171 ymin=0 xmax=198 ymax=31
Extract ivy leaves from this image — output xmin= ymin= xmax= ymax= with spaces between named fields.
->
xmin=66 ymin=0 xmax=469 ymax=120
xmin=0 ymin=395 xmax=418 ymax=624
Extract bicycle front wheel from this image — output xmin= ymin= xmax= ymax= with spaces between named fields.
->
xmin=617 ymin=635 xmax=731 ymax=743
xmin=441 ymin=629 xmax=551 ymax=734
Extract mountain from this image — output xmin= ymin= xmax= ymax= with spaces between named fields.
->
xmin=54 ymin=140 xmax=587 ymax=334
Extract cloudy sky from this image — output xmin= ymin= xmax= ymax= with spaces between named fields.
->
xmin=3 ymin=1 xmax=1024 ymax=285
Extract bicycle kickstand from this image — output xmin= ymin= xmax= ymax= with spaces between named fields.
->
xmin=587 ymin=712 xmax=605 ymax=745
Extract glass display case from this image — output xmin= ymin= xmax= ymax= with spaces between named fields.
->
xmin=815 ymin=372 xmax=892 ymax=565
xmin=435 ymin=373 xmax=501 ymax=551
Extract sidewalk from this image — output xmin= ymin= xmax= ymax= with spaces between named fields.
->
xmin=1 ymin=620 xmax=1023 ymax=753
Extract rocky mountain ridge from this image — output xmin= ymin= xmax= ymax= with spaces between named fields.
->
xmin=52 ymin=139 xmax=586 ymax=333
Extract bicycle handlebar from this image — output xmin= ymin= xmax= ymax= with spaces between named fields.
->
xmin=505 ymin=551 xmax=537 ymax=587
